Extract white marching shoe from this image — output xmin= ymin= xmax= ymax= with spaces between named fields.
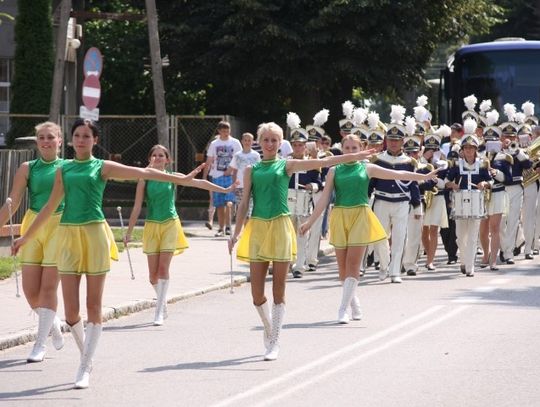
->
xmin=74 ymin=322 xmax=102 ymax=389
xmin=350 ymin=295 xmax=363 ymax=321
xmin=27 ymin=308 xmax=57 ymax=363
xmin=255 ymin=301 xmax=272 ymax=350
xmin=153 ymin=283 xmax=168 ymax=319
xmin=154 ymin=279 xmax=170 ymax=326
xmin=264 ymin=303 xmax=285 ymax=361
xmin=338 ymin=277 xmax=358 ymax=324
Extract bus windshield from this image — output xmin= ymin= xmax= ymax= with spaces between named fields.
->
xmin=455 ymin=49 xmax=540 ymax=113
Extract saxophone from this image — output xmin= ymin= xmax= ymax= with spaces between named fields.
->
xmin=522 ymin=137 xmax=540 ymax=187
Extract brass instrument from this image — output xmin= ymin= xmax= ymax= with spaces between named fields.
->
xmin=425 ymin=187 xmax=438 ymax=209
xmin=522 ymin=137 xmax=540 ymax=187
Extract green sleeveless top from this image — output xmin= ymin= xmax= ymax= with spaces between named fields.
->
xmin=60 ymin=157 xmax=106 ymax=225
xmin=334 ymin=161 xmax=370 ymax=208
xmin=145 ymin=177 xmax=178 ymax=223
xmin=250 ymin=158 xmax=290 ymax=220
xmin=27 ymin=158 xmax=65 ymax=213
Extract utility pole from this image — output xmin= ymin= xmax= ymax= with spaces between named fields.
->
xmin=49 ymin=0 xmax=72 ymax=123
xmin=145 ymin=0 xmax=169 ymax=149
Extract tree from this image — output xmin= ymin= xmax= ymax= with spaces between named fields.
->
xmin=475 ymin=0 xmax=540 ymax=41
xmin=8 ymin=0 xmax=54 ymax=146
xmin=158 ymin=0 xmax=501 ymax=135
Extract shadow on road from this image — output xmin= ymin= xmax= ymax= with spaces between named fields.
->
xmin=139 ymin=355 xmax=265 ymax=372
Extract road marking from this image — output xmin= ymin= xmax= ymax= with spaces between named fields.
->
xmin=489 ymin=278 xmax=510 ymax=285
xmin=473 ymin=286 xmax=497 ymax=293
xmin=256 ymin=306 xmax=469 ymax=407
xmin=212 ymin=305 xmax=446 ymax=407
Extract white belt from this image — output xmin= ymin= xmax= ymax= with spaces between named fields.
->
xmin=512 ymin=176 xmax=523 ymax=181
xmin=374 ymin=191 xmax=409 ymax=198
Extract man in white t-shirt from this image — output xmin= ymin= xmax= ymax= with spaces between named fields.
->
xmin=203 ymin=121 xmax=242 ymax=237
xmin=227 ymin=132 xmax=261 ymax=212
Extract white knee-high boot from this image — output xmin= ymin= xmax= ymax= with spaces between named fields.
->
xmin=338 ymin=277 xmax=358 ymax=324
xmin=74 ymin=322 xmax=102 ymax=389
xmin=50 ymin=314 xmax=65 ymax=350
xmin=69 ymin=319 xmax=85 ymax=357
xmin=153 ymin=282 xmax=168 ymax=319
xmin=264 ymin=303 xmax=285 ymax=361
xmin=27 ymin=308 xmax=57 ymax=362
xmin=254 ymin=301 xmax=272 ymax=350
xmin=154 ymin=279 xmax=169 ymax=326
xmin=350 ymin=295 xmax=363 ymax=321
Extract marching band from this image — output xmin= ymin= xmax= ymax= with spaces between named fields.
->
xmin=2 ymin=94 xmax=540 ymax=388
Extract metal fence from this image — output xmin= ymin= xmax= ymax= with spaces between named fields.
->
xmin=0 ymin=113 xmax=254 ymax=207
xmin=0 ymin=149 xmax=35 ymax=223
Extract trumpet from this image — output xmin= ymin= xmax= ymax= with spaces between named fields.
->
xmin=507 ymin=141 xmax=519 ymax=155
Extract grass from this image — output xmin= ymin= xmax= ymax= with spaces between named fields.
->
xmin=0 ymin=256 xmax=20 ymax=280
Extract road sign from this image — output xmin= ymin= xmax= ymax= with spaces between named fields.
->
xmin=79 ymin=106 xmax=100 ymax=121
xmin=82 ymin=74 xmax=101 ymax=110
xmin=83 ymin=47 xmax=103 ymax=78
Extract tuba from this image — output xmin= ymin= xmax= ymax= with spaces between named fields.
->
xmin=522 ymin=137 xmax=540 ymax=187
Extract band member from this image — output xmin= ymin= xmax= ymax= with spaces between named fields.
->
xmin=420 ymin=127 xmax=450 ymax=271
xmin=287 ymin=119 xmax=322 ymax=278
xmin=12 ymin=119 xmax=209 ymax=389
xmin=126 ymin=145 xmax=236 ymax=325
xmin=229 ymin=121 xmax=374 ymax=361
xmin=499 ymin=104 xmax=532 ymax=264
xmin=0 ymin=122 xmax=65 ymax=363
xmin=440 ymin=123 xmax=463 ymax=264
xmin=479 ymin=111 xmax=512 ymax=270
xmin=445 ymin=119 xmax=493 ymax=277
xmin=300 ymin=134 xmax=437 ymax=323
xmin=371 ymin=106 xmax=421 ymax=283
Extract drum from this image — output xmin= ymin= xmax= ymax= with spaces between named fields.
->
xmin=451 ymin=190 xmax=486 ymax=219
xmin=287 ymin=189 xmax=312 ymax=217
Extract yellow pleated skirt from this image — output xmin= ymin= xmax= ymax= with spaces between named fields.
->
xmin=329 ymin=206 xmax=387 ymax=249
xmin=143 ymin=218 xmax=189 ymax=256
xmin=20 ymin=210 xmax=62 ymax=267
xmin=237 ymin=215 xmax=297 ymax=263
xmin=56 ymin=221 xmax=119 ymax=275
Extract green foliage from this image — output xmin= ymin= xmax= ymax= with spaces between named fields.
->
xmin=0 ymin=256 xmax=19 ymax=280
xmin=8 ymin=0 xmax=54 ymax=146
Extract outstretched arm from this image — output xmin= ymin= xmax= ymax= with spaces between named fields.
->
xmin=182 ymin=177 xmax=237 ymax=193
xmin=287 ymin=149 xmax=376 ymax=175
xmin=300 ymin=169 xmax=335 ymax=235
xmin=0 ymin=163 xmax=29 ymax=228
xmin=102 ymin=161 xmax=205 ymax=185
xmin=366 ymin=163 xmax=438 ymax=182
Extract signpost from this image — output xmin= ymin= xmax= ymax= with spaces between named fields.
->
xmin=80 ymin=47 xmax=103 ymax=121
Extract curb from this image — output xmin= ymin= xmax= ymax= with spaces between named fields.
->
xmin=0 ymin=275 xmax=249 ymax=351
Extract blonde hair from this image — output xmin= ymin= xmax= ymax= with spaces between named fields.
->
xmin=241 ymin=132 xmax=254 ymax=141
xmin=35 ymin=121 xmax=62 ymax=138
xmin=257 ymin=122 xmax=283 ymax=143
xmin=342 ymin=134 xmax=363 ymax=148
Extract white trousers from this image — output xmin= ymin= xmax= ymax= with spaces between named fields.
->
xmin=292 ymin=215 xmax=310 ymax=271
xmin=373 ymin=200 xmax=409 ymax=277
xmin=402 ymin=211 xmax=423 ymax=272
xmin=500 ymin=185 xmax=523 ymax=259
xmin=522 ymin=183 xmax=539 ymax=254
xmin=535 ymin=185 xmax=540 ymax=250
xmin=306 ymin=211 xmax=324 ymax=266
xmin=456 ymin=218 xmax=481 ymax=274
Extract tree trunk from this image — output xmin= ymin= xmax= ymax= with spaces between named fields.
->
xmin=145 ymin=0 xmax=169 ymax=149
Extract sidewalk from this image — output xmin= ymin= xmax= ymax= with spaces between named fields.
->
xmin=0 ymin=222 xmax=334 ymax=351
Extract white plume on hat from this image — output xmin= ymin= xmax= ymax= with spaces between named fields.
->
xmin=405 ymin=116 xmax=416 ymax=136
xmin=416 ymin=95 xmax=428 ymax=107
xmin=414 ymin=106 xmax=428 ymax=122
xmin=367 ymin=112 xmax=380 ymax=130
xmin=515 ymin=112 xmax=526 ymax=124
xmin=463 ymin=95 xmax=477 ymax=111
xmin=522 ymin=101 xmax=535 ymax=117
xmin=485 ymin=110 xmax=499 ymax=126
xmin=390 ymin=105 xmax=406 ymax=125
xmin=503 ymin=103 xmax=516 ymax=122
xmin=286 ymin=112 xmax=301 ymax=129
xmin=352 ymin=107 xmax=368 ymax=126
xmin=313 ymin=109 xmax=329 ymax=127
xmin=435 ymin=124 xmax=451 ymax=139
xmin=479 ymin=100 xmax=492 ymax=114
xmin=342 ymin=101 xmax=355 ymax=119
xmin=463 ymin=118 xmax=477 ymax=135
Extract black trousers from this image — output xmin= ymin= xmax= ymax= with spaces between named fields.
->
xmin=440 ymin=218 xmax=458 ymax=261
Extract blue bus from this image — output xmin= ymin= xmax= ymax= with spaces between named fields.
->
xmin=440 ymin=39 xmax=540 ymax=124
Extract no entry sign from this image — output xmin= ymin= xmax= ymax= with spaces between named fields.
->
xmin=82 ymin=74 xmax=101 ymax=110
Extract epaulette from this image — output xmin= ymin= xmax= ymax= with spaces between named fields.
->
xmin=480 ymin=158 xmax=490 ymax=169
xmin=425 ymin=163 xmax=435 ymax=172
xmin=504 ymin=153 xmax=514 ymax=165
xmin=409 ymin=157 xmax=418 ymax=168
xmin=369 ymin=154 xmax=379 ymax=164
xmin=447 ymin=159 xmax=456 ymax=168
